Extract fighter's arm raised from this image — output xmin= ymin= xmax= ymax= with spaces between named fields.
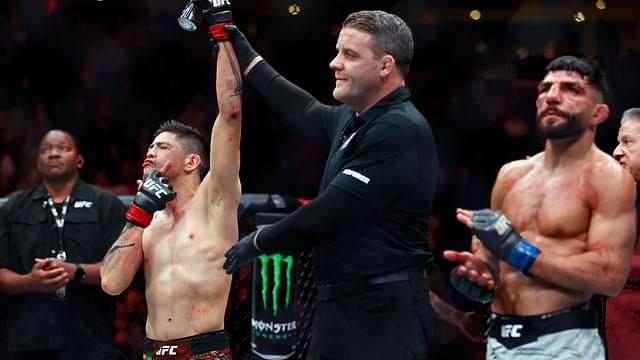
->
xmin=528 ymin=164 xmax=636 ymax=296
xmin=202 ymin=40 xmax=242 ymax=219
xmin=224 ymin=25 xmax=334 ymax=149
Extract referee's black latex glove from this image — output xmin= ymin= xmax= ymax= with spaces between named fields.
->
xmin=209 ymin=37 xmax=219 ymax=58
xmin=223 ymin=230 xmax=260 ymax=274
xmin=223 ymin=24 xmax=259 ymax=73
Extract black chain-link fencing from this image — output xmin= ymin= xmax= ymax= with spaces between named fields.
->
xmin=228 ymin=194 xmax=316 ymax=359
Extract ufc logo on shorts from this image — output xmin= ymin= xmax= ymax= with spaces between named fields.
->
xmin=143 ymin=178 xmax=169 ymax=198
xmin=213 ymin=0 xmax=230 ymax=6
xmin=155 ymin=345 xmax=178 ymax=356
xmin=500 ymin=324 xmax=523 ymax=338
xmin=494 ymin=215 xmax=511 ymax=236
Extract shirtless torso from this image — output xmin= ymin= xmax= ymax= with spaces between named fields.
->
xmin=447 ymin=66 xmax=636 ymax=318
xmin=142 ymin=180 xmax=237 ymax=339
xmin=491 ymin=148 xmax=631 ymax=315
xmin=101 ymin=40 xmax=242 ymax=341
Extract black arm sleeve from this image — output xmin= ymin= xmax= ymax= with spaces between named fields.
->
xmin=255 ymin=185 xmax=376 ymax=253
xmin=247 ymin=60 xmax=334 ymax=148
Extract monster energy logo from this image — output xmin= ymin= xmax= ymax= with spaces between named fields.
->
xmin=259 ymin=253 xmax=294 ymax=316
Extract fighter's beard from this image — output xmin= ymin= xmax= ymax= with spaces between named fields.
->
xmin=536 ymin=109 xmax=586 ymax=140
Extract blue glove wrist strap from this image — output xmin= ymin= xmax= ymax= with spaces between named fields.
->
xmin=506 ymin=239 xmax=540 ymax=273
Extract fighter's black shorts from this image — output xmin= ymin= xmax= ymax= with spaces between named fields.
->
xmin=487 ymin=302 xmax=598 ymax=349
xmin=143 ymin=330 xmax=231 ymax=360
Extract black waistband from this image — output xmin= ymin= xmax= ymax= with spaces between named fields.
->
xmin=316 ymin=267 xmax=427 ymax=301
xmin=487 ymin=303 xmax=598 ymax=349
xmin=144 ymin=330 xmax=229 ymax=356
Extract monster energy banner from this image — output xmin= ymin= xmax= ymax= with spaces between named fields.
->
xmin=251 ymin=216 xmax=297 ymax=359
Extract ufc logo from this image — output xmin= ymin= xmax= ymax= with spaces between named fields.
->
xmin=74 ymin=201 xmax=93 ymax=208
xmin=213 ymin=0 xmax=230 ymax=6
xmin=500 ymin=324 xmax=523 ymax=338
xmin=143 ymin=178 xmax=168 ymax=198
xmin=494 ymin=215 xmax=511 ymax=236
xmin=155 ymin=345 xmax=178 ymax=356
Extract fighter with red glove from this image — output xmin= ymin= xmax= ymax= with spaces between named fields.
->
xmin=125 ymin=170 xmax=176 ymax=228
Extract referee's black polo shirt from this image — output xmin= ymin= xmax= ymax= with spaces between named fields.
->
xmin=313 ymin=86 xmax=438 ymax=283
xmin=0 ymin=179 xmax=126 ymax=352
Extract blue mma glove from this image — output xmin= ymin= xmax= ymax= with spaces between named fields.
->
xmin=471 ymin=209 xmax=540 ymax=273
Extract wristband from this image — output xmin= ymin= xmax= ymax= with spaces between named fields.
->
xmin=209 ymin=23 xmax=231 ymax=40
xmin=125 ymin=204 xmax=153 ymax=228
xmin=506 ymin=240 xmax=540 ymax=273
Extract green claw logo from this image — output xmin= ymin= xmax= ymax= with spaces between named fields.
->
xmin=258 ymin=254 xmax=294 ymax=315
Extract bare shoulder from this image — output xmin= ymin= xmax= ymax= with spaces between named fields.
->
xmin=589 ymin=149 xmax=633 ymax=184
xmin=496 ymin=154 xmax=540 ymax=184
xmin=491 ymin=154 xmax=539 ymax=209
xmin=587 ymin=148 xmax=635 ymax=203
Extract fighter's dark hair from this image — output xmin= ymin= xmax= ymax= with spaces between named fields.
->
xmin=153 ymin=120 xmax=209 ymax=180
xmin=545 ymin=55 xmax=608 ymax=102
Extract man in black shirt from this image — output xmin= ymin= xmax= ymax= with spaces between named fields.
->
xmin=223 ymin=10 xmax=437 ymax=358
xmin=0 ymin=129 xmax=126 ymax=360
xmin=607 ymin=107 xmax=640 ymax=359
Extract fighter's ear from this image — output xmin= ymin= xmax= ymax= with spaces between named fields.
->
xmin=184 ymin=153 xmax=202 ymax=173
xmin=592 ymin=103 xmax=610 ymax=125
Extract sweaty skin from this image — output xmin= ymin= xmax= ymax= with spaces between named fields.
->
xmin=141 ymin=146 xmax=238 ymax=339
xmin=447 ymin=69 xmax=636 ymax=316
xmin=101 ymin=40 xmax=242 ymax=340
xmin=488 ymin=149 xmax=633 ymax=315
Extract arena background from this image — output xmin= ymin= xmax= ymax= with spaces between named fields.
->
xmin=0 ymin=0 xmax=639 ymax=359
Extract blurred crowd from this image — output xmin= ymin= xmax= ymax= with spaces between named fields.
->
xmin=1 ymin=1 xmax=639 ymax=359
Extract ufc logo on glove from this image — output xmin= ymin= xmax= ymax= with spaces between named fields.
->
xmin=143 ymin=178 xmax=169 ymax=198
xmin=494 ymin=215 xmax=511 ymax=236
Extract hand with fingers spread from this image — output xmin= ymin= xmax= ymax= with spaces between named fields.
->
xmin=457 ymin=208 xmax=540 ymax=273
xmin=444 ymin=249 xmax=498 ymax=304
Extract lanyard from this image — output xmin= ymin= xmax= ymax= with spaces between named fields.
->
xmin=46 ymin=195 xmax=70 ymax=259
